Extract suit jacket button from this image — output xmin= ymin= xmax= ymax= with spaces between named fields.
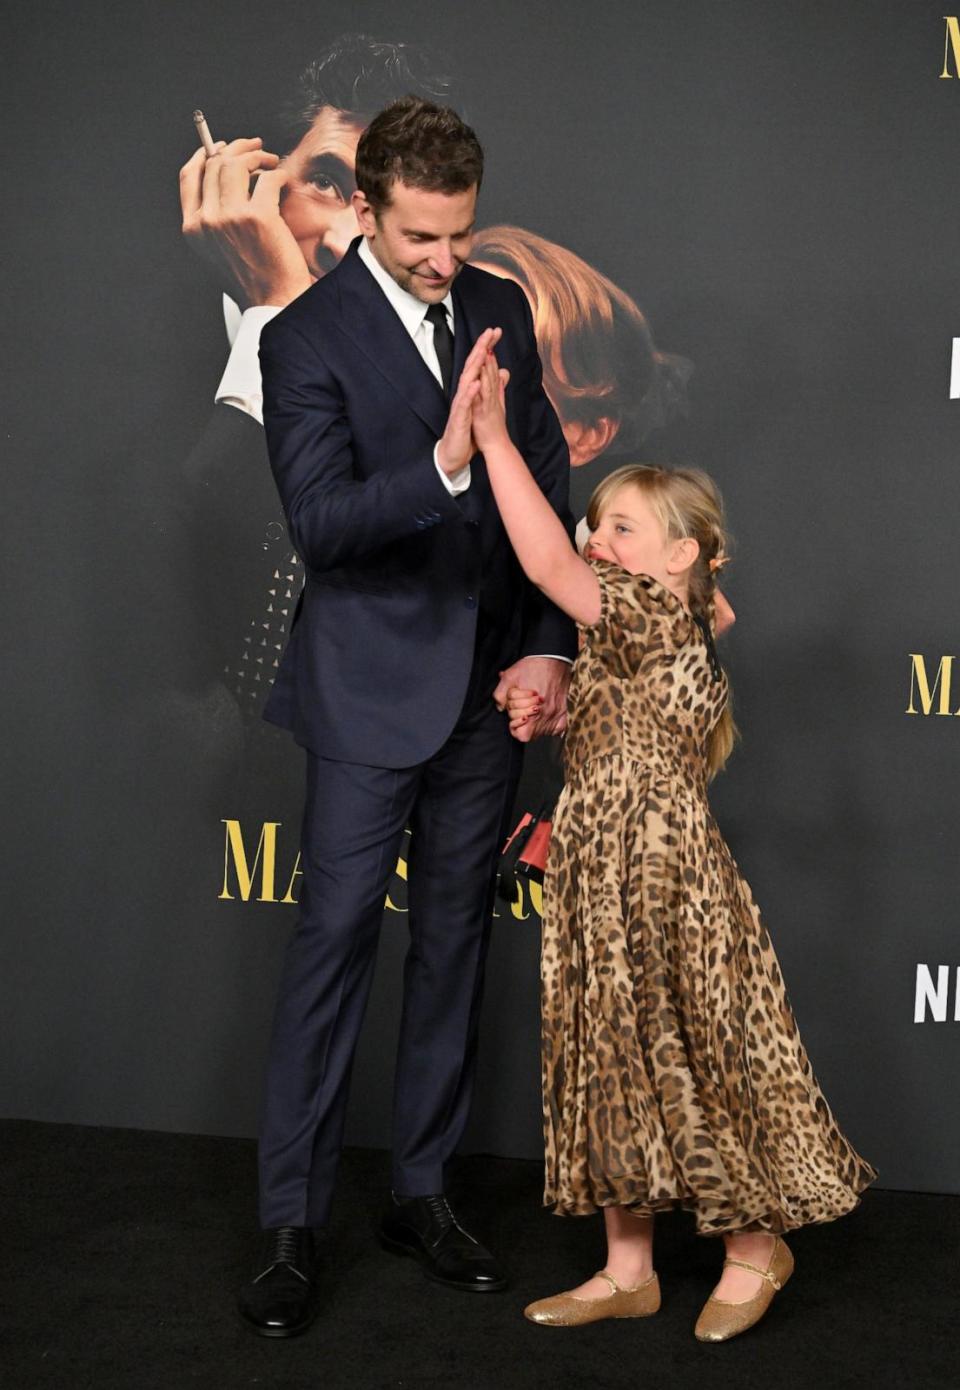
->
xmin=465 ymin=594 xmax=477 ymax=608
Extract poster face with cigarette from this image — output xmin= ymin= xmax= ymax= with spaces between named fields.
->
xmin=5 ymin=0 xmax=960 ymax=1191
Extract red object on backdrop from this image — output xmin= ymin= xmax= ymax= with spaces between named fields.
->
xmin=502 ymin=811 xmax=553 ymax=882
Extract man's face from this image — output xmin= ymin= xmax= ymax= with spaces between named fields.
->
xmin=280 ymin=108 xmax=365 ymax=277
xmin=354 ymin=180 xmax=478 ymax=303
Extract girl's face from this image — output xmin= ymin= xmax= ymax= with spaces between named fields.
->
xmin=586 ymin=484 xmax=691 ymax=593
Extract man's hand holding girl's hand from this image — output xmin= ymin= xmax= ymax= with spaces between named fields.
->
xmin=495 ymin=658 xmax=569 ymax=742
xmin=504 ymin=685 xmax=543 ymax=736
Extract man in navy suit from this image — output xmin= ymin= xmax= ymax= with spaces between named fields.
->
xmin=238 ymin=97 xmax=575 ymax=1337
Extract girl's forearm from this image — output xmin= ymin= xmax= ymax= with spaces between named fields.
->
xmin=483 ymin=435 xmax=576 ymax=590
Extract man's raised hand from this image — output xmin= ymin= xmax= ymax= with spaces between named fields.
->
xmin=436 ymin=326 xmax=502 ymax=477
xmin=179 ymin=137 xmax=314 ymax=308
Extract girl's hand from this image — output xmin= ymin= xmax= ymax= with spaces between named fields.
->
xmin=505 ymin=685 xmax=542 ymax=734
xmin=470 ymin=341 xmax=512 ymax=452
xmin=715 ymin=589 xmax=736 ymax=635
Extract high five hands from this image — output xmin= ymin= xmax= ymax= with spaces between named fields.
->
xmin=436 ymin=326 xmax=509 ymax=476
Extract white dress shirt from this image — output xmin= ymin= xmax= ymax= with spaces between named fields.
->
xmin=356 ymin=237 xmax=469 ymax=494
xmin=216 ymin=297 xmax=277 ymax=424
xmin=215 ymin=237 xmax=469 ymax=494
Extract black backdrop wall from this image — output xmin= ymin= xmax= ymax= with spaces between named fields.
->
xmin=4 ymin=0 xmax=959 ymax=1194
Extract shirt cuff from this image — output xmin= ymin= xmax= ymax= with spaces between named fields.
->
xmin=214 ymin=305 xmax=283 ymax=424
xmin=526 ymin=654 xmax=573 ymax=664
xmin=434 ymin=443 xmax=471 ymax=495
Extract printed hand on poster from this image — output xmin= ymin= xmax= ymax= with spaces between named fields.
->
xmin=180 ymin=136 xmax=317 ymax=311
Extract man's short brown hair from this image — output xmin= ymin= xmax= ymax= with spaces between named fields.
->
xmin=355 ymin=96 xmax=483 ymax=211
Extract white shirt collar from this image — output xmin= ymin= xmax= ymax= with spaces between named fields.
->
xmin=357 ymin=235 xmax=454 ymax=336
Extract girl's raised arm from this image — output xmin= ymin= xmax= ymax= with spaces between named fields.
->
xmin=473 ymin=351 xmax=601 ymax=626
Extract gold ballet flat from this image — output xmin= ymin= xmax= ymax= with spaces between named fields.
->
xmin=524 ymin=1270 xmax=661 ymax=1327
xmin=694 ymin=1237 xmax=794 ymax=1343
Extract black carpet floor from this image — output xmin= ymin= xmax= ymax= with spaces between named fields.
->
xmin=1 ymin=1119 xmax=956 ymax=1390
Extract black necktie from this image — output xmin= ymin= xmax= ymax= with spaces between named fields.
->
xmin=425 ymin=303 xmax=454 ymax=398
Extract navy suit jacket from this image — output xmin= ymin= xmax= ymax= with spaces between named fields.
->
xmin=259 ymin=237 xmax=576 ymax=767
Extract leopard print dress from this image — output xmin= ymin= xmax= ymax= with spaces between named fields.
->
xmin=541 ymin=561 xmax=876 ymax=1234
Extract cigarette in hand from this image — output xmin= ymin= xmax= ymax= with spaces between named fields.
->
xmin=193 ymin=109 xmax=217 ymax=156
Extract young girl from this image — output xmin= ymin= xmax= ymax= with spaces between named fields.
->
xmin=470 ymin=341 xmax=875 ymax=1342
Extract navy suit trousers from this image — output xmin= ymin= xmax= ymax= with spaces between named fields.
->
xmin=257 ymin=667 xmax=524 ymax=1229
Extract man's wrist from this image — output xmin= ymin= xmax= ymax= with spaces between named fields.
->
xmin=436 ymin=438 xmax=464 ymax=476
xmin=434 ymin=442 xmax=471 ymax=495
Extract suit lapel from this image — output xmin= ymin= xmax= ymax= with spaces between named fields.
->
xmin=331 ymin=240 xmax=448 ymax=438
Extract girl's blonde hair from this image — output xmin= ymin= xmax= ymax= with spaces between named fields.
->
xmin=586 ymin=464 xmax=738 ymax=778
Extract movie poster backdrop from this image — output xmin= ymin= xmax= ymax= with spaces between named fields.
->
xmin=3 ymin=0 xmax=959 ymax=1194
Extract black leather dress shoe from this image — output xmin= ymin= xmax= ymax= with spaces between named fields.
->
xmin=237 ymin=1226 xmax=320 ymax=1337
xmin=378 ymin=1193 xmax=507 ymax=1292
